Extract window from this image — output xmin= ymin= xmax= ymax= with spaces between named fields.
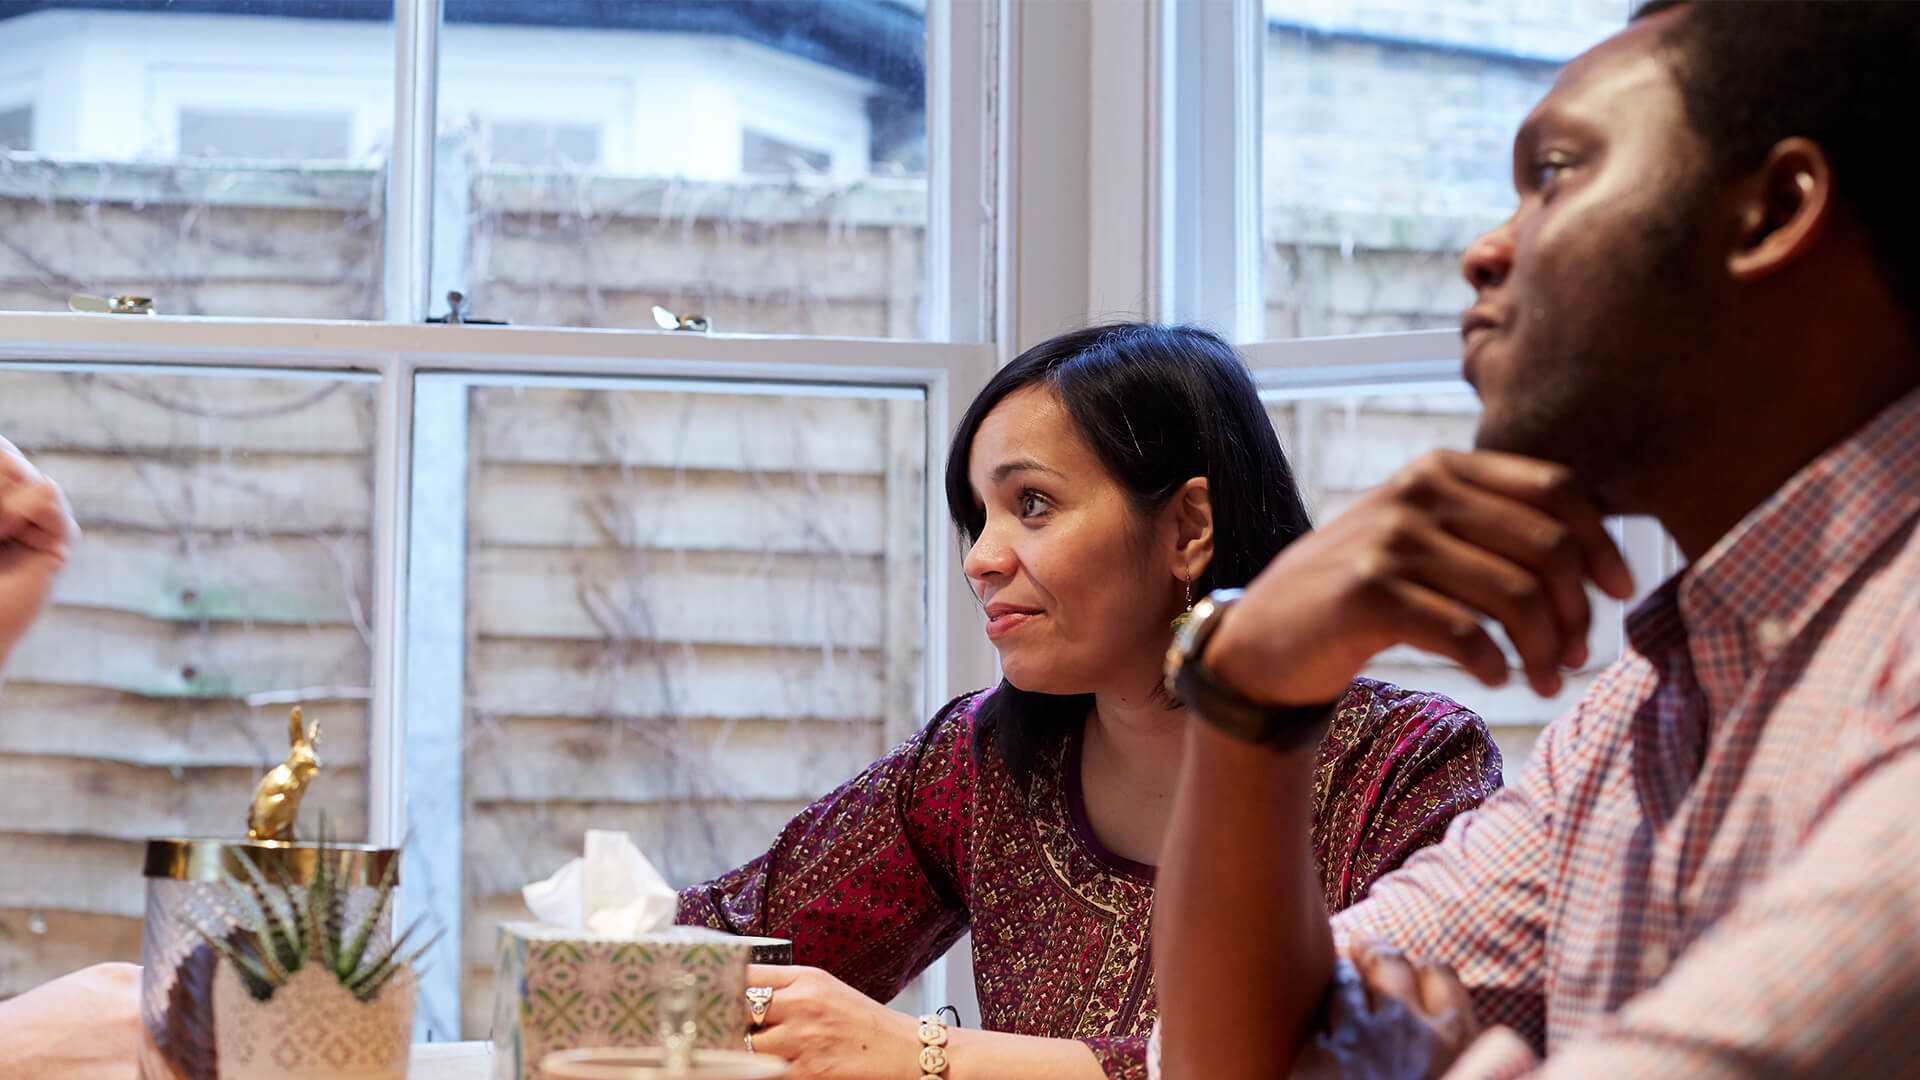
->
xmin=481 ymin=119 xmax=601 ymax=169
xmin=408 ymin=376 xmax=927 ymax=1036
xmin=178 ymin=107 xmax=356 ymax=162
xmin=1258 ymin=0 xmax=1626 ymax=338
xmin=431 ymin=1 xmax=935 ymax=335
xmin=0 ymin=106 xmax=29 ymax=152
xmin=742 ymin=129 xmax=834 ymax=176
xmin=0 ymin=366 xmax=376 ymax=995
xmin=0 ymin=1 xmax=393 ymax=318
xmin=0 ymin=0 xmax=994 ymax=1036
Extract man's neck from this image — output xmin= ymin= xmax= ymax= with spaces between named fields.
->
xmin=1648 ymin=346 xmax=1920 ymax=562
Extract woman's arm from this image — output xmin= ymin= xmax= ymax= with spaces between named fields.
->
xmin=1318 ymin=682 xmax=1503 ymax=909
xmin=679 ymin=693 xmax=983 ymax=1002
xmin=944 ymin=1028 xmax=1110 ymax=1080
xmin=745 ymin=963 xmax=1116 ymax=1080
xmin=0 ymin=435 xmax=77 ymax=675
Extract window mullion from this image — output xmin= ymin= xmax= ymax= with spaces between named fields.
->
xmin=385 ymin=0 xmax=441 ymax=324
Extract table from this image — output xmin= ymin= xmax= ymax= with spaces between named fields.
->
xmin=411 ymin=1041 xmax=494 ymax=1079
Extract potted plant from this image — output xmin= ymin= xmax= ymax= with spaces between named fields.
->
xmin=191 ymin=832 xmax=439 ymax=1080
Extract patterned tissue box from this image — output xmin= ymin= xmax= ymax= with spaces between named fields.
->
xmin=491 ymin=922 xmax=751 ymax=1080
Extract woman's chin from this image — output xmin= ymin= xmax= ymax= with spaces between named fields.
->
xmin=998 ymin=658 xmax=1086 ymax=696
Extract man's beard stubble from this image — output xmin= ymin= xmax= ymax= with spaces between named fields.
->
xmin=1472 ymin=184 xmax=1714 ymax=516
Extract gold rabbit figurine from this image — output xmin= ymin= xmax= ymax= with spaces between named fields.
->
xmin=246 ymin=707 xmax=322 ymax=842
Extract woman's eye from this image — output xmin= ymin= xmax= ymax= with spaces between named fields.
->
xmin=1018 ymin=490 xmax=1051 ymax=518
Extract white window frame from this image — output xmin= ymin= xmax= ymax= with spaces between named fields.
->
xmin=0 ymin=0 xmax=1009 ymax=1038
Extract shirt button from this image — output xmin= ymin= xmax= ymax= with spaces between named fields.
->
xmin=1640 ymin=941 xmax=1671 ymax=980
xmin=1756 ymin=617 xmax=1791 ymax=657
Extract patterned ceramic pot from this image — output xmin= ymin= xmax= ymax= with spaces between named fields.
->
xmin=137 ymin=838 xmax=400 ymax=1080
xmin=211 ymin=962 xmax=415 ymax=1080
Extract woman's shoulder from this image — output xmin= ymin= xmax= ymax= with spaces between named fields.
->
xmin=884 ymin=685 xmax=998 ymax=777
xmin=1328 ymin=675 xmax=1498 ymax=766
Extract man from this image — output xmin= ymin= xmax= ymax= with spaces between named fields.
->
xmin=1155 ymin=2 xmax=1920 ymax=1076
xmin=0 ymin=433 xmax=141 ymax=1080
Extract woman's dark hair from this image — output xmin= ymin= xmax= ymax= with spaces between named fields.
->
xmin=943 ymin=322 xmax=1314 ymax=785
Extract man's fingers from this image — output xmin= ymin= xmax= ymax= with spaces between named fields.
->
xmin=1351 ymin=939 xmax=1422 ymax=1016
xmin=1404 ymin=529 xmax=1572 ymax=696
xmin=1438 ymin=450 xmax=1635 ymax=600
xmin=1429 ymin=491 xmax=1594 ymax=669
xmin=1382 ymin=581 xmax=1512 ymax=690
xmin=1415 ymin=962 xmax=1474 ymax=1023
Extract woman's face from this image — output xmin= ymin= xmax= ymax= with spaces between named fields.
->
xmin=963 ymin=386 xmax=1184 ymax=694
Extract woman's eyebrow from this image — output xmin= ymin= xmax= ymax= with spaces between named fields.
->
xmin=989 ymin=458 xmax=1064 ymax=484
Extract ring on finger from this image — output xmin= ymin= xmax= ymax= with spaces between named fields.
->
xmin=745 ymin=985 xmax=774 ymax=1027
xmin=745 ymin=1030 xmax=755 ymax=1053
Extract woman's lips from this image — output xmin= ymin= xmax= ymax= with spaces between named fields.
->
xmin=983 ymin=604 xmax=1042 ymax=641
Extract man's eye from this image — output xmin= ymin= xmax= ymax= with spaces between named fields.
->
xmin=1532 ymin=151 xmax=1576 ymax=190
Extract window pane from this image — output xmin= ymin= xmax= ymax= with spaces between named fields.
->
xmin=431 ymin=2 xmax=935 ymax=336
xmin=1261 ymin=1 xmax=1621 ymax=338
xmin=1264 ymin=385 xmax=1619 ymax=773
xmin=0 ymin=106 xmax=30 ymax=152
xmin=0 ymin=1 xmax=391 ymax=317
xmin=0 ymin=366 xmax=376 ymax=997
xmin=178 ymin=107 xmax=356 ymax=163
xmin=413 ymin=378 xmax=926 ymax=1036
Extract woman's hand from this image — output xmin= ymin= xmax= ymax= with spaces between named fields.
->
xmin=0 ymin=434 xmax=79 ymax=670
xmin=743 ymin=964 xmax=923 ymax=1080
xmin=0 ymin=963 xmax=142 ymax=1080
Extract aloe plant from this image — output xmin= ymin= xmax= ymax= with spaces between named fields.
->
xmin=191 ymin=825 xmax=442 ymax=1003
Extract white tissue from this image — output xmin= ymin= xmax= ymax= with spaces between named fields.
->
xmin=522 ymin=829 xmax=679 ymax=938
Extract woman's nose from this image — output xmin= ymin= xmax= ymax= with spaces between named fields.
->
xmin=963 ymin=526 xmax=1015 ymax=585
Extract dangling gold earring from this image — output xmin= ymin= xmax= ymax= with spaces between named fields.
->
xmin=1170 ymin=572 xmax=1195 ymax=635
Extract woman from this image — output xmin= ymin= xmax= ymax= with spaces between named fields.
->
xmin=679 ymin=324 xmax=1503 ymax=1080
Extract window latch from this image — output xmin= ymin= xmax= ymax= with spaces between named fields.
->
xmin=69 ymin=293 xmax=154 ymax=315
xmin=427 ymin=290 xmax=507 ymax=326
xmin=652 ymin=304 xmax=710 ymax=332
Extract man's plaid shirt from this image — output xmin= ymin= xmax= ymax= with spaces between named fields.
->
xmin=1331 ymin=386 xmax=1920 ymax=1076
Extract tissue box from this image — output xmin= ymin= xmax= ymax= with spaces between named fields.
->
xmin=491 ymin=922 xmax=751 ymax=1080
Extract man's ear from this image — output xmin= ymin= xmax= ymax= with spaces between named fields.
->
xmin=1726 ymin=137 xmax=1832 ymax=283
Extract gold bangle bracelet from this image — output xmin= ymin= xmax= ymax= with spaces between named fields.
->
xmin=916 ymin=1014 xmax=950 ymax=1079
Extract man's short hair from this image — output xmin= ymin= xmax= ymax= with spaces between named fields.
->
xmin=1634 ymin=1 xmax=1920 ymax=326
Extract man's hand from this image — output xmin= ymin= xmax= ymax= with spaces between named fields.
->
xmin=1205 ymin=449 xmax=1634 ymax=706
xmin=1288 ymin=940 xmax=1483 ymax=1080
xmin=0 ymin=434 xmax=79 ymax=671
xmin=1349 ymin=939 xmax=1481 ymax=1078
xmin=0 ymin=963 xmax=141 ymax=1080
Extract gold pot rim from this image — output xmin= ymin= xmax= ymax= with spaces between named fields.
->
xmin=143 ymin=838 xmax=400 ymax=885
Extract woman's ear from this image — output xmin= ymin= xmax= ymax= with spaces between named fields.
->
xmin=1169 ymin=477 xmax=1214 ymax=583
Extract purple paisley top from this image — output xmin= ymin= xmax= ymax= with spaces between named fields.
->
xmin=679 ymin=678 xmax=1502 ymax=1079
